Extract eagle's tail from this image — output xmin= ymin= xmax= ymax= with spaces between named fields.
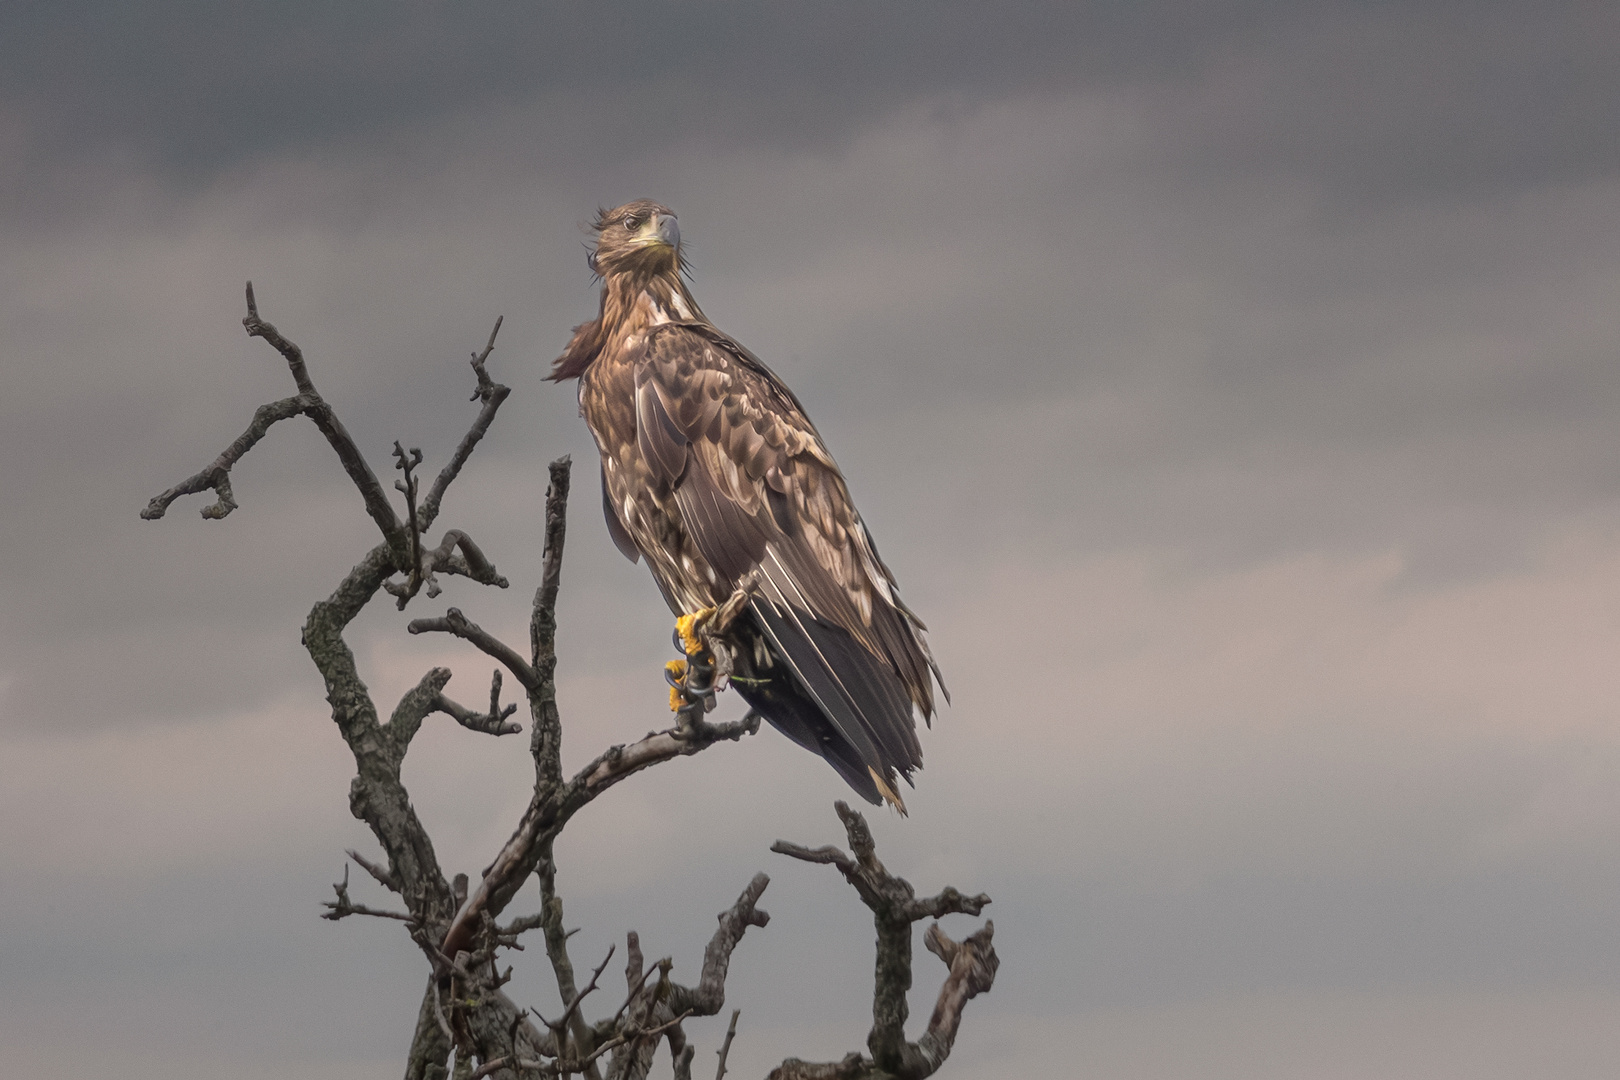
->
xmin=732 ymin=602 xmax=920 ymax=812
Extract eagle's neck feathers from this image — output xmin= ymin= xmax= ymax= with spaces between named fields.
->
xmin=549 ymin=270 xmax=703 ymax=382
xmin=609 ymin=272 xmax=703 ymax=333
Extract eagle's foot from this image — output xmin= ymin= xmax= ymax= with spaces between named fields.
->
xmin=674 ymin=606 xmax=718 ymax=656
xmin=660 ymin=625 xmax=719 ymax=718
xmin=665 ymin=660 xmax=689 ymax=713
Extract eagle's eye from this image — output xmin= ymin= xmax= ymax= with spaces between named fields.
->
xmin=623 ymin=214 xmax=638 ymax=231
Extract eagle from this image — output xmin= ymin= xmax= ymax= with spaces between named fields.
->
xmin=549 ymin=199 xmax=945 ymax=811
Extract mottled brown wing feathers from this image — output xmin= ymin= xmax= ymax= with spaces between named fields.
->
xmin=637 ymin=324 xmax=939 ymax=722
xmin=677 ymin=451 xmax=773 ymax=583
xmin=634 ymin=372 xmax=689 ymax=486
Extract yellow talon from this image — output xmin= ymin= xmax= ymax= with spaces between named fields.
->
xmin=665 ymin=660 xmax=688 ymax=712
xmin=676 ymin=606 xmax=716 ymax=655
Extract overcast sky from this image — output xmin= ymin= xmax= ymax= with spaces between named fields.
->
xmin=4 ymin=3 xmax=1620 ymax=1078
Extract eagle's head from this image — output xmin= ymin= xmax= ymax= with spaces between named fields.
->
xmin=548 ymin=199 xmax=692 ymax=380
xmin=589 ymin=199 xmax=683 ymax=282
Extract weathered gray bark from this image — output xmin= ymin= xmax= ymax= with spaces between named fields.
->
xmin=768 ymin=804 xmax=998 ymax=1080
xmin=144 ymin=287 xmax=997 ymax=1079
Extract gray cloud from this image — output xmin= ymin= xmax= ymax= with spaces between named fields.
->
xmin=4 ymin=2 xmax=1620 ymax=1077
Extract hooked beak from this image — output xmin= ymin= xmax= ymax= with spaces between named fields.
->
xmin=651 ymin=212 xmax=680 ymax=250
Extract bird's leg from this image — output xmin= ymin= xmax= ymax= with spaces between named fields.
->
xmin=665 ymin=583 xmax=755 ymax=733
xmin=675 ymin=608 xmax=714 ymax=658
xmin=667 ymin=606 xmax=719 ymax=734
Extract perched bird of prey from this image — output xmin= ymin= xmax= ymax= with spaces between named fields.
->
xmin=549 ymin=199 xmax=945 ymax=811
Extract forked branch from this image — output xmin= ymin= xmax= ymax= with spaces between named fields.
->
xmin=768 ymin=804 xmax=997 ymax=1080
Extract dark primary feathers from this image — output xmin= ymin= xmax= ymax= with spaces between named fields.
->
xmin=551 ymin=199 xmax=945 ymax=809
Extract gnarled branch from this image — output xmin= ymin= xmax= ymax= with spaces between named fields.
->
xmin=408 ymin=608 xmax=538 ymax=694
xmin=241 ymin=282 xmax=410 ymax=563
xmin=141 ymin=393 xmax=314 ymax=520
xmin=768 ymin=804 xmax=997 ymax=1080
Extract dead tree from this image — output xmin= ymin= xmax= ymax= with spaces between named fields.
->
xmin=143 ymin=285 xmax=998 ymax=1080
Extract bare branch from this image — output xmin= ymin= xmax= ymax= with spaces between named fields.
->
xmin=768 ymin=842 xmax=853 ymax=871
xmin=768 ymin=804 xmax=997 ymax=1080
xmin=913 ymin=922 xmax=998 ymax=1074
xmin=348 ymin=848 xmax=400 ymax=892
xmin=905 ymin=886 xmax=991 ymax=923
xmin=609 ymin=945 xmax=660 ymax=1035
xmin=421 ymin=315 xmax=510 ymax=530
xmin=576 ymin=712 xmax=761 ymax=795
xmin=243 ymin=280 xmax=316 ymax=395
xmin=386 ymin=456 xmax=511 ymax=607
xmin=408 ymin=608 xmax=538 ymax=693
xmin=393 ymin=441 xmax=427 ymax=606
xmin=240 ymin=282 xmax=409 ymax=561
xmin=580 ymin=1009 xmax=691 ymax=1074
xmin=441 ymin=704 xmax=761 ymax=967
xmin=538 ymin=847 xmax=603 ymax=1079
xmin=422 ymin=529 xmax=511 ymax=591
xmin=666 ymin=873 xmax=770 ymax=1019
xmin=467 ymin=1010 xmax=690 ymax=1080
xmin=553 ymin=944 xmax=615 ymax=1052
xmin=388 ymin=666 xmax=456 ymax=754
xmin=322 ymin=865 xmax=417 ymax=923
xmin=530 ymin=457 xmax=572 ymax=790
xmin=468 ymin=1056 xmax=529 ymax=1080
xmin=595 ymin=874 xmax=768 ymax=1080
xmin=141 ymin=394 xmax=313 ymax=520
xmin=714 ymin=1010 xmax=740 ymax=1080
xmin=304 ymin=543 xmax=455 ymax=924
xmin=431 ymin=669 xmax=521 ymax=736
xmin=625 ymin=931 xmax=645 ymax=996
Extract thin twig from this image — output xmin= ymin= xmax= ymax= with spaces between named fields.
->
xmin=579 ymin=1010 xmax=694 ymax=1072
xmin=322 ymin=864 xmax=417 ymax=922
xmin=536 ymin=848 xmax=601 ymax=1080
xmin=348 ymin=848 xmax=399 ymax=892
xmin=548 ymin=943 xmax=615 ymax=1069
xmin=408 ymin=608 xmax=538 ymax=692
xmin=432 ymin=670 xmax=522 ymax=736
xmin=389 ymin=441 xmax=428 ymax=605
xmin=714 ymin=1009 xmax=740 ymax=1080
xmin=421 ymin=316 xmax=509 ymax=529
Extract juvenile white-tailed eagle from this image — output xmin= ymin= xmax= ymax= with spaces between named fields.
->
xmin=549 ymin=199 xmax=945 ymax=811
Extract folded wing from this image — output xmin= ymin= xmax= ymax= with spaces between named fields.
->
xmin=632 ymin=323 xmax=943 ymax=789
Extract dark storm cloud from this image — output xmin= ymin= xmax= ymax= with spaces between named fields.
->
xmin=0 ymin=0 xmax=1182 ymax=205
xmin=4 ymin=2 xmax=1616 ymax=217
xmin=5 ymin=3 xmax=1620 ymax=1077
